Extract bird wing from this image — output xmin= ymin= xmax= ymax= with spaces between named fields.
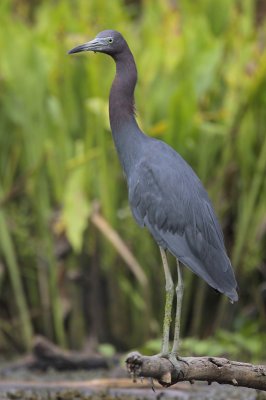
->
xmin=128 ymin=140 xmax=238 ymax=301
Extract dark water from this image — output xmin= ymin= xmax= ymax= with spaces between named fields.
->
xmin=0 ymin=365 xmax=260 ymax=400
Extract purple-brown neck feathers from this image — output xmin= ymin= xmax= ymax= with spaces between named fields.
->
xmin=109 ymin=49 xmax=137 ymax=133
xmin=108 ymin=40 xmax=147 ymax=177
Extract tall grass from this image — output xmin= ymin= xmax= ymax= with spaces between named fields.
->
xmin=0 ymin=0 xmax=265 ymax=354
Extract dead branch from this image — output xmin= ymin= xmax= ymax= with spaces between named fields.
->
xmin=1 ymin=336 xmax=117 ymax=373
xmin=126 ymin=351 xmax=266 ymax=391
xmin=91 ymin=205 xmax=147 ymax=287
xmin=30 ymin=336 xmax=112 ymax=370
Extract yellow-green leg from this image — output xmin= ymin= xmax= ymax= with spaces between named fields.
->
xmin=171 ymin=259 xmax=184 ymax=356
xmin=159 ymin=247 xmax=174 ymax=355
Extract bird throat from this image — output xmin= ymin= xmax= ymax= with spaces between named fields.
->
xmin=109 ymin=50 xmax=144 ymax=175
xmin=109 ymin=50 xmax=137 ymax=130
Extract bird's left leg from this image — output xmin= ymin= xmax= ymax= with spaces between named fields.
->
xmin=171 ymin=259 xmax=184 ymax=358
xmin=159 ymin=255 xmax=186 ymax=371
xmin=157 ymin=252 xmax=186 ymax=371
xmin=159 ymin=246 xmax=174 ymax=356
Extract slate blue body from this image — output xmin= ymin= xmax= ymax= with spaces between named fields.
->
xmin=69 ymin=29 xmax=238 ymax=303
xmin=128 ymin=138 xmax=237 ymax=301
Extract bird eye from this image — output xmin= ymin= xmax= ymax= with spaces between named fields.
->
xmin=108 ymin=38 xmax=113 ymax=43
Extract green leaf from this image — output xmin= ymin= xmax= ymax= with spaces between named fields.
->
xmin=62 ymin=167 xmax=90 ymax=252
xmin=98 ymin=343 xmax=116 ymax=357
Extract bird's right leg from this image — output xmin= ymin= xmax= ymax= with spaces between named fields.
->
xmin=171 ymin=259 xmax=184 ymax=356
xmin=159 ymin=246 xmax=174 ymax=356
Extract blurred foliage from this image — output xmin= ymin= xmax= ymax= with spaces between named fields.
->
xmin=0 ymin=0 xmax=266 ymax=361
xmin=143 ymin=325 xmax=266 ymax=363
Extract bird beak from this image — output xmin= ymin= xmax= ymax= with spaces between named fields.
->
xmin=68 ymin=38 xmax=106 ymax=54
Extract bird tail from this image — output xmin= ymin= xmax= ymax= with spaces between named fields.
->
xmin=153 ymin=228 xmax=238 ymax=302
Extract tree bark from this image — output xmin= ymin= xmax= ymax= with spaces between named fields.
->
xmin=126 ymin=351 xmax=266 ymax=391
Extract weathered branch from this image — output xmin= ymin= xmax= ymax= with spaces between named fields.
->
xmin=1 ymin=336 xmax=116 ymax=373
xmin=126 ymin=352 xmax=266 ymax=391
xmin=31 ymin=336 xmax=114 ymax=370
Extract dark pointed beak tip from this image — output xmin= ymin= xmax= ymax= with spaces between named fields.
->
xmin=68 ymin=47 xmax=81 ymax=55
xmin=68 ymin=44 xmax=88 ymax=55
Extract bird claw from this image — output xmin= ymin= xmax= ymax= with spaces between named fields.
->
xmin=169 ymin=354 xmax=186 ymax=369
xmin=173 ymin=354 xmax=189 ymax=366
xmin=156 ymin=352 xmax=188 ymax=381
xmin=149 ymin=377 xmax=156 ymax=392
xmin=156 ymin=352 xmax=187 ymax=365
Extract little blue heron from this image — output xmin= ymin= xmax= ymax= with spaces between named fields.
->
xmin=69 ymin=30 xmax=238 ymax=365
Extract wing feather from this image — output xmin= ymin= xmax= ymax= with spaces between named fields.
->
xmin=128 ymin=141 xmax=238 ymax=301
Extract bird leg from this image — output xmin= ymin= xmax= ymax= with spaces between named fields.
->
xmin=159 ymin=247 xmax=174 ymax=356
xmin=171 ymin=259 xmax=184 ymax=357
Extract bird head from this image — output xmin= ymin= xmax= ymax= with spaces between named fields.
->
xmin=68 ymin=30 xmax=127 ymax=58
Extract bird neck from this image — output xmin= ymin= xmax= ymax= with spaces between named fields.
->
xmin=109 ymin=50 xmax=138 ymax=131
xmin=109 ymin=49 xmax=144 ymax=175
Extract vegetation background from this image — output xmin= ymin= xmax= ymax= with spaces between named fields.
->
xmin=0 ymin=0 xmax=265 ymax=362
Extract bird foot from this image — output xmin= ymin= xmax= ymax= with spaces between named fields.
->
xmin=154 ymin=352 xmax=188 ymax=385
xmin=157 ymin=352 xmax=188 ymax=369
